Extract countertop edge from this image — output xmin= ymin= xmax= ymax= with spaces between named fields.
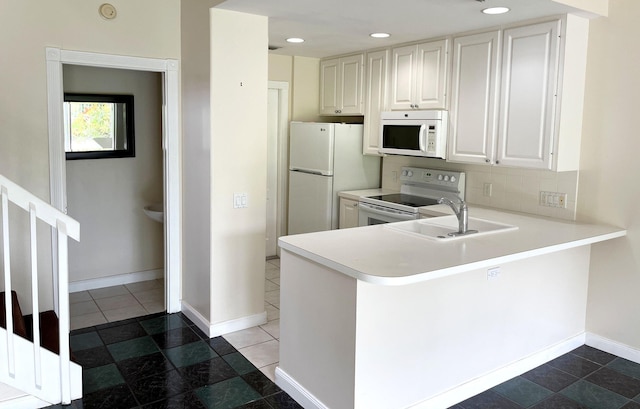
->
xmin=279 ymin=229 xmax=627 ymax=286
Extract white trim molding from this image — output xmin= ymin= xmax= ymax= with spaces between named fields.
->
xmin=267 ymin=81 xmax=290 ymax=256
xmin=586 ymin=333 xmax=640 ymax=364
xmin=69 ymin=269 xmax=164 ymax=293
xmin=275 ymin=334 xmax=586 ymax=409
xmin=45 ymin=48 xmax=181 ymax=314
xmin=275 ymin=367 xmax=330 ymax=409
xmin=181 ymin=301 xmax=268 ymax=338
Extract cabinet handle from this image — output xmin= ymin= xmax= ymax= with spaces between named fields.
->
xmin=495 ymin=160 xmax=500 ymax=165
xmin=354 ymin=203 xmax=358 ymax=207
xmin=485 ymin=159 xmax=490 ymax=163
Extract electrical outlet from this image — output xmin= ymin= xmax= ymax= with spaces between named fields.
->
xmin=539 ymin=191 xmax=567 ymax=208
xmin=483 ymin=183 xmax=493 ymax=197
xmin=487 ymin=267 xmax=501 ymax=280
xmin=558 ymin=193 xmax=567 ymax=208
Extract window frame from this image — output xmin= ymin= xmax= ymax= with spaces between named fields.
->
xmin=64 ymin=93 xmax=135 ymax=160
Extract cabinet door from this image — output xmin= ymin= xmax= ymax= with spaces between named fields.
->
xmin=497 ymin=21 xmax=560 ymax=169
xmin=363 ymin=50 xmax=388 ymax=155
xmin=339 ymin=198 xmax=359 ymax=229
xmin=339 ymin=54 xmax=364 ymax=115
xmin=415 ymin=39 xmax=449 ymax=109
xmin=448 ymin=31 xmax=500 ymax=165
xmin=389 ymin=44 xmax=416 ymax=110
xmin=320 ymin=58 xmax=340 ymax=115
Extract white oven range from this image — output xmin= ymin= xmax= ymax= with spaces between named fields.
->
xmin=358 ymin=167 xmax=466 ymax=227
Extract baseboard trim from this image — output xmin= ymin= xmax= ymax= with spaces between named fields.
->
xmin=275 ymin=367 xmax=329 ymax=409
xmin=586 ymin=332 xmax=640 ymax=364
xmin=209 ymin=311 xmax=268 ymax=337
xmin=180 ymin=301 xmax=211 ymax=337
xmin=274 ymin=334 xmax=585 ymax=409
xmin=180 ymin=301 xmax=268 ymax=338
xmin=69 ymin=269 xmax=164 ymax=293
xmin=413 ymin=333 xmax=585 ymax=408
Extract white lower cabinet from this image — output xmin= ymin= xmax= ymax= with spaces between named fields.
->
xmin=339 ymin=198 xmax=359 ymax=229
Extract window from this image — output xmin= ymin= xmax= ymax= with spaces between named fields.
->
xmin=63 ymin=93 xmax=135 ymax=160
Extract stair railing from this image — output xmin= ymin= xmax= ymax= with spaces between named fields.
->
xmin=0 ymin=175 xmax=79 ymax=405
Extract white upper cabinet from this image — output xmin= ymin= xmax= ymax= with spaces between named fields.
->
xmin=320 ymin=54 xmax=364 ymax=115
xmin=447 ymin=16 xmax=588 ymax=171
xmin=389 ymin=39 xmax=449 ymax=110
xmin=496 ymin=20 xmax=560 ymax=169
xmin=363 ymin=49 xmax=389 ymax=156
xmin=448 ymin=30 xmax=501 ymax=165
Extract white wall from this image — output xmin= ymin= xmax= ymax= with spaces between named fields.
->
xmin=209 ymin=9 xmax=268 ymax=329
xmin=64 ymin=65 xmax=164 ymax=282
xmin=180 ymin=0 xmax=223 ymax=325
xmin=269 ymin=54 xmax=322 ymax=122
xmin=578 ymin=0 xmax=640 ymax=350
xmin=0 ymin=0 xmax=179 ymax=310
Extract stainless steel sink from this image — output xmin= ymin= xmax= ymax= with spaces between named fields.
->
xmin=385 ymin=215 xmax=518 ymax=241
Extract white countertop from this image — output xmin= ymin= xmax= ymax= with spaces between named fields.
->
xmin=278 ymin=206 xmax=626 ymax=286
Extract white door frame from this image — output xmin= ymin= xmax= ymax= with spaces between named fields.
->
xmin=268 ymin=81 xmax=290 ymax=255
xmin=45 ymin=48 xmax=181 ymax=313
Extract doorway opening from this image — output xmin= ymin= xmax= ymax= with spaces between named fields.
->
xmin=45 ymin=48 xmax=181 ymax=316
xmin=266 ymin=81 xmax=289 ymax=258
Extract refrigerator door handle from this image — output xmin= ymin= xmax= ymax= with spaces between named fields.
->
xmin=290 ymin=168 xmax=332 ymax=176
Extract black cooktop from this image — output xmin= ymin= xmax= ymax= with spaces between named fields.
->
xmin=367 ymin=194 xmax=439 ymax=208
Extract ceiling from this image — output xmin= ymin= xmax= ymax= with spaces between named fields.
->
xmin=215 ymin=0 xmax=593 ymax=58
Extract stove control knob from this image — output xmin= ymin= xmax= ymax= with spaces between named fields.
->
xmin=407 ymin=171 xmax=414 ymax=177
xmin=450 ymin=176 xmax=456 ymax=182
xmin=444 ymin=175 xmax=450 ymax=181
xmin=437 ymin=174 xmax=443 ymax=181
xmin=401 ymin=170 xmax=408 ymax=176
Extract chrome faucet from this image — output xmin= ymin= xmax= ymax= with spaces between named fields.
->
xmin=438 ymin=197 xmax=477 ymax=236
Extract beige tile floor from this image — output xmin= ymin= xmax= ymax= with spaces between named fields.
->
xmin=69 ymin=279 xmax=164 ymax=330
xmin=68 ymin=259 xmax=281 ymax=380
xmin=225 ymin=257 xmax=281 ymax=382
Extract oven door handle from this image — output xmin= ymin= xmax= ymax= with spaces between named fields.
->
xmin=359 ymin=203 xmax=416 ymax=221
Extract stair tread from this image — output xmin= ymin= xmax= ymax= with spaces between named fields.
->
xmin=0 ymin=382 xmax=27 ymax=401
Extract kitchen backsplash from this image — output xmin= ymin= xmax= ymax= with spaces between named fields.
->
xmin=381 ymin=156 xmax=578 ymax=221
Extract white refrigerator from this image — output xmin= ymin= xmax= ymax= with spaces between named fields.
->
xmin=288 ymin=122 xmax=380 ymax=235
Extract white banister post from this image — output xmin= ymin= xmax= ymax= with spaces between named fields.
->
xmin=56 ymin=220 xmax=71 ymax=405
xmin=29 ymin=203 xmax=42 ymax=388
xmin=1 ymin=186 xmax=15 ymax=377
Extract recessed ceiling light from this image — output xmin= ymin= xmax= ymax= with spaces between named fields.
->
xmin=286 ymin=37 xmax=305 ymax=43
xmin=370 ymin=33 xmax=391 ymax=39
xmin=482 ymin=6 xmax=510 ymax=15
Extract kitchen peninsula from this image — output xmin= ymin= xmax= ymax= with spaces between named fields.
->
xmin=275 ymin=207 xmax=626 ymax=409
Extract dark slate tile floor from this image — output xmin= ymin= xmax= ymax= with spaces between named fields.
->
xmin=450 ymin=345 xmax=640 ymax=409
xmin=43 ymin=312 xmax=302 ymax=409
xmin=40 ymin=311 xmax=640 ymax=409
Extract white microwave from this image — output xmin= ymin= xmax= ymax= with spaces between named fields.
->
xmin=379 ymin=110 xmax=448 ymax=158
